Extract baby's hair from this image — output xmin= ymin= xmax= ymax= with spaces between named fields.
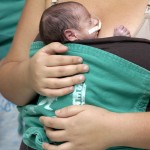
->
xmin=39 ymin=1 xmax=85 ymax=44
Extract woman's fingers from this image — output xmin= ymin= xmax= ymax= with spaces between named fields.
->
xmin=38 ymin=75 xmax=85 ymax=96
xmin=41 ymin=42 xmax=68 ymax=55
xmin=40 ymin=86 xmax=74 ymax=97
xmin=41 ymin=42 xmax=83 ymax=66
xmin=43 ymin=75 xmax=85 ymax=88
xmin=40 ymin=116 xmax=66 ymax=129
xmin=42 ymin=142 xmax=72 ymax=150
xmin=44 ymin=55 xmax=83 ymax=67
xmin=44 ymin=64 xmax=89 ymax=77
xmin=55 ymin=105 xmax=85 ymax=118
xmin=39 ymin=42 xmax=85 ymax=67
xmin=44 ymin=127 xmax=67 ymax=142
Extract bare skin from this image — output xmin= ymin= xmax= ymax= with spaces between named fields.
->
xmin=1 ymin=0 xmax=150 ymax=149
xmin=39 ymin=0 xmax=150 ymax=150
xmin=58 ymin=0 xmax=147 ymax=37
xmin=0 ymin=0 xmax=88 ymax=105
xmin=0 ymin=0 xmax=147 ymax=104
xmin=113 ymin=25 xmax=131 ymax=37
xmin=40 ymin=105 xmax=150 ymax=150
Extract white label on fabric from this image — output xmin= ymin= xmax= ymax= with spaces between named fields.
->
xmin=38 ymin=97 xmax=57 ymax=110
xmin=72 ymin=83 xmax=86 ymax=105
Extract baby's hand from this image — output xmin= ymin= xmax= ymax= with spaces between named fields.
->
xmin=113 ymin=25 xmax=131 ymax=37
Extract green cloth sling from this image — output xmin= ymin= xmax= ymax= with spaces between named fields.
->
xmin=18 ymin=41 xmax=150 ymax=150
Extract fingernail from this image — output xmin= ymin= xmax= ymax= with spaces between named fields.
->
xmin=39 ymin=116 xmax=44 ymax=123
xmin=83 ymin=65 xmax=89 ymax=72
xmin=78 ymin=57 xmax=83 ymax=63
xmin=42 ymin=143 xmax=47 ymax=149
xmin=78 ymin=75 xmax=85 ymax=81
xmin=69 ymin=86 xmax=74 ymax=91
xmin=55 ymin=109 xmax=61 ymax=114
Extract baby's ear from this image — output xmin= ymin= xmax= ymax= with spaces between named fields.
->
xmin=64 ymin=29 xmax=78 ymax=41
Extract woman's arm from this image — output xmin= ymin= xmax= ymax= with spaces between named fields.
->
xmin=0 ymin=0 xmax=88 ymax=106
xmin=0 ymin=0 xmax=44 ymax=104
xmin=40 ymin=105 xmax=150 ymax=150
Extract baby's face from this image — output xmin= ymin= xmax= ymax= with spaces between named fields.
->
xmin=76 ymin=7 xmax=100 ymax=39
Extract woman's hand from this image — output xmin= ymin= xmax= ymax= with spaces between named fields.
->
xmin=40 ymin=105 xmax=120 ymax=150
xmin=28 ymin=42 xmax=89 ymax=97
xmin=40 ymin=105 xmax=150 ymax=150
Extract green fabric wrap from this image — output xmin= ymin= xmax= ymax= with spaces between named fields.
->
xmin=18 ymin=41 xmax=150 ymax=150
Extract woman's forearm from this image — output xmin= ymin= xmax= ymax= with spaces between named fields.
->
xmin=0 ymin=0 xmax=47 ymax=105
xmin=0 ymin=59 xmax=36 ymax=105
xmin=114 ymin=112 xmax=150 ymax=149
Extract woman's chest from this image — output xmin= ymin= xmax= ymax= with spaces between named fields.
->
xmin=47 ymin=0 xmax=148 ymax=37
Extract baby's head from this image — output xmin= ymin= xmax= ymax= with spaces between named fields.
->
xmin=40 ymin=1 xmax=101 ymax=44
